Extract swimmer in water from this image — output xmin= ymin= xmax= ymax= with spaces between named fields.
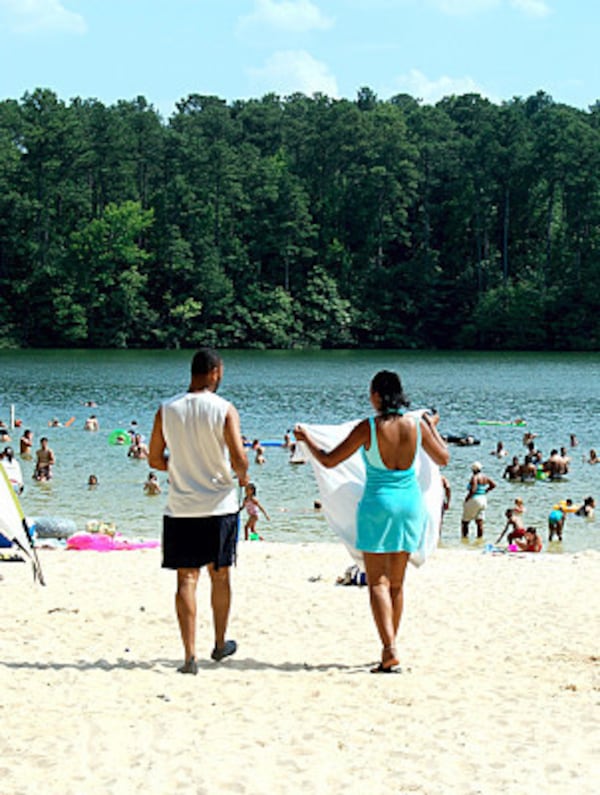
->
xmin=490 ymin=440 xmax=507 ymax=458
xmin=128 ymin=433 xmax=149 ymax=460
xmin=33 ymin=437 xmax=55 ymax=481
xmin=503 ymin=456 xmax=521 ymax=481
xmin=20 ymin=429 xmax=33 ymax=458
xmin=251 ymin=439 xmax=265 ymax=465
xmin=144 ymin=471 xmax=161 ymax=495
xmin=574 ymin=496 xmax=595 ymax=518
xmin=1 ymin=446 xmax=24 ymax=494
xmin=84 ymin=415 xmax=99 ymax=431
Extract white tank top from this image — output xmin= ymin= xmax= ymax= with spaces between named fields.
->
xmin=161 ymin=391 xmax=238 ymax=517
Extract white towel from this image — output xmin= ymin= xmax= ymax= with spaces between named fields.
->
xmin=302 ymin=410 xmax=443 ymax=568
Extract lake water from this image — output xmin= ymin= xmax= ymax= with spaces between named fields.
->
xmin=1 ymin=349 xmax=599 ymax=554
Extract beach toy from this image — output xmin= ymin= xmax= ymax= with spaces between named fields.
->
xmin=508 ymin=543 xmax=519 ymax=552
xmin=66 ymin=531 xmax=160 ymax=551
xmin=86 ymin=519 xmax=117 ymax=535
xmin=476 ymin=420 xmax=527 ymax=427
xmin=28 ymin=516 xmax=77 ymax=539
xmin=108 ymin=429 xmax=130 ymax=445
xmin=554 ymin=500 xmax=577 ymax=513
xmin=444 ymin=433 xmax=481 ymax=446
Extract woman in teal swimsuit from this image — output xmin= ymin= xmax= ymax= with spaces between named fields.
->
xmin=295 ymin=371 xmax=449 ymax=672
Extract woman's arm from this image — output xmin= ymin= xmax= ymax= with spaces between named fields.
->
xmin=420 ymin=414 xmax=450 ymax=467
xmin=294 ymin=420 xmax=370 ymax=469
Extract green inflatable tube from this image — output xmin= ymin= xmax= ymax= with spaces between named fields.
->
xmin=476 ymin=420 xmax=527 ymax=427
xmin=108 ymin=428 xmax=130 ymax=445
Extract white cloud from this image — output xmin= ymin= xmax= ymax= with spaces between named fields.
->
xmin=0 ymin=0 xmax=86 ymax=34
xmin=429 ymin=0 xmax=552 ymax=15
xmin=237 ymin=0 xmax=334 ymax=35
xmin=428 ymin=0 xmax=499 ymax=14
xmin=391 ymin=68 xmax=498 ymax=104
xmin=248 ymin=50 xmax=339 ymax=97
xmin=509 ymin=0 xmax=551 ymax=18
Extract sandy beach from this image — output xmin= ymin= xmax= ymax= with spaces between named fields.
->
xmin=1 ymin=542 xmax=598 ymax=795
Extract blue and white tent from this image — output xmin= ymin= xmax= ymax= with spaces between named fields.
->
xmin=0 ymin=466 xmax=45 ymax=584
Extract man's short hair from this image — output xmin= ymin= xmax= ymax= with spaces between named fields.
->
xmin=191 ymin=348 xmax=222 ymax=376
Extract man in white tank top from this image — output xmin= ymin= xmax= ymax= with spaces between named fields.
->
xmin=149 ymin=348 xmax=249 ymax=674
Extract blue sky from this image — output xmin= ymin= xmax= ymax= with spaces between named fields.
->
xmin=0 ymin=0 xmax=598 ymax=119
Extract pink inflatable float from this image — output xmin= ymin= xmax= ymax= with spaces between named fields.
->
xmin=66 ymin=532 xmax=159 ymax=552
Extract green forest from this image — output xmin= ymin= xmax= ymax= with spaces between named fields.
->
xmin=1 ymin=87 xmax=599 ymax=350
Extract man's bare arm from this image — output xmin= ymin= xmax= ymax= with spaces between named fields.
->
xmin=148 ymin=408 xmax=169 ymax=471
xmin=224 ymin=405 xmax=249 ymax=486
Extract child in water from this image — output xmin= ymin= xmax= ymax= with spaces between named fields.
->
xmin=503 ymin=508 xmax=525 ymax=544
xmin=251 ymin=439 xmax=265 ymax=465
xmin=243 ymin=483 xmax=270 ymax=540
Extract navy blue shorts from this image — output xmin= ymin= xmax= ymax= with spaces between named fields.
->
xmin=162 ymin=513 xmax=238 ymax=570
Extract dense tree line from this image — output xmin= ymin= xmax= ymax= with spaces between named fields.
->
xmin=1 ymin=87 xmax=599 ymax=350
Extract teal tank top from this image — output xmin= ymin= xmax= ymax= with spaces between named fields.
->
xmin=356 ymin=416 xmax=425 ymax=554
